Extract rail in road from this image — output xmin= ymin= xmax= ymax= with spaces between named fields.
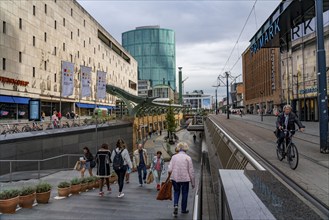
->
xmin=208 ymin=114 xmax=329 ymax=218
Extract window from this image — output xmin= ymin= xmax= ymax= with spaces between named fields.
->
xmin=54 ymin=20 xmax=57 ymax=29
xmin=54 ymin=47 xmax=57 ymax=55
xmin=94 ymin=47 xmax=96 ymax=54
xmin=70 ymin=54 xmax=72 ymax=62
xmin=33 ymin=5 xmax=36 ymax=16
xmin=2 ymin=58 xmax=6 ymax=70
xmin=89 ymin=57 xmax=91 ymax=64
xmin=98 ymin=45 xmax=100 ymax=51
xmin=89 ymin=37 xmax=91 ymax=44
xmin=63 ymin=18 xmax=65 ymax=26
xmin=83 ymin=40 xmax=85 ymax=47
xmin=19 ymin=18 xmax=22 ymax=29
xmin=3 ymin=21 xmax=6 ymax=33
xmin=44 ymin=32 xmax=47 ymax=42
xmin=84 ymin=20 xmax=85 ymax=27
xmin=63 ymin=43 xmax=65 ymax=51
xmin=33 ymin=67 xmax=35 ymax=77
xmin=45 ymin=4 xmax=47 ymax=14
xmin=44 ymin=61 xmax=47 ymax=70
xmin=71 ymin=8 xmax=73 ymax=16
xmin=33 ymin=36 xmax=35 ymax=46
xmin=77 ymin=51 xmax=79 ymax=58
xmin=77 ymin=29 xmax=79 ymax=36
xmin=19 ymin=52 xmax=22 ymax=63
xmin=71 ymin=31 xmax=73 ymax=40
xmin=54 ymin=73 xmax=56 ymax=82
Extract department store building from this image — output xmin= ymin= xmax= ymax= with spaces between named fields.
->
xmin=0 ymin=0 xmax=137 ymax=120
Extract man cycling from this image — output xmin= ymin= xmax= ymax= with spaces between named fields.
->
xmin=276 ymin=105 xmax=305 ymax=155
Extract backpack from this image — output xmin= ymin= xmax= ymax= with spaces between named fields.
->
xmin=112 ymin=149 xmax=124 ymax=170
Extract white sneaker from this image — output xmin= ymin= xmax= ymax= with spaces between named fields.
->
xmin=118 ymin=192 xmax=124 ymax=198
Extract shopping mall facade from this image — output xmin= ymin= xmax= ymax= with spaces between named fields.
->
xmin=0 ymin=0 xmax=138 ymax=120
xmin=243 ymin=2 xmax=329 ymax=121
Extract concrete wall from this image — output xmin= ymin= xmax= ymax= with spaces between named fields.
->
xmin=0 ymin=122 xmax=133 ymax=175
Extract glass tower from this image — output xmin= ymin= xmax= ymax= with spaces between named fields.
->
xmin=122 ymin=26 xmax=176 ymax=91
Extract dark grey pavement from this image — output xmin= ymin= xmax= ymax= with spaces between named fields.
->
xmin=0 ymin=129 xmax=201 ymax=219
xmin=209 ymin=114 xmax=329 ymax=210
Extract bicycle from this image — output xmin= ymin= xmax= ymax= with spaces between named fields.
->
xmin=276 ymin=129 xmax=299 ymax=170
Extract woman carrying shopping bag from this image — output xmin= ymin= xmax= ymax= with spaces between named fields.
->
xmin=151 ymin=151 xmax=165 ymax=191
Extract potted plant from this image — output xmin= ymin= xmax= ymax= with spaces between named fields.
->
xmin=92 ymin=176 xmax=100 ymax=188
xmin=85 ymin=177 xmax=94 ymax=190
xmin=35 ymin=182 xmax=52 ymax=204
xmin=80 ymin=178 xmax=88 ymax=192
xmin=57 ymin=181 xmax=71 ymax=197
xmin=70 ymin=178 xmax=81 ymax=194
xmin=0 ymin=189 xmax=20 ymax=214
xmin=19 ymin=186 xmax=36 ymax=208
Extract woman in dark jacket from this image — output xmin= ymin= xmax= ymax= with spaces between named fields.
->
xmin=81 ymin=147 xmax=94 ymax=178
xmin=96 ymin=143 xmax=111 ymax=196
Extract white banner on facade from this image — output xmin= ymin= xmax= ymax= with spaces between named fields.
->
xmin=80 ymin=65 xmax=92 ymax=98
xmin=96 ymin=71 xmax=106 ymax=100
xmin=61 ymin=61 xmax=74 ymax=97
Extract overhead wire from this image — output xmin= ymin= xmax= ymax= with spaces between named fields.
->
xmin=219 ymin=0 xmax=258 ymax=76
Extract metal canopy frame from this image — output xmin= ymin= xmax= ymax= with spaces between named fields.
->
xmin=106 ymin=84 xmax=184 ymax=116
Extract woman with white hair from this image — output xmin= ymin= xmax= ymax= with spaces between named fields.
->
xmin=168 ymin=142 xmax=195 ymax=217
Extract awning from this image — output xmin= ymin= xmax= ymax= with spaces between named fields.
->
xmin=98 ymin=105 xmax=115 ymax=110
xmin=75 ymin=103 xmax=95 ymax=109
xmin=12 ymin=97 xmax=29 ymax=104
xmin=0 ymin=95 xmax=30 ymax=104
xmin=0 ymin=95 xmax=14 ymax=103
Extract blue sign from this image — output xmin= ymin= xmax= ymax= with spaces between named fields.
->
xmin=250 ymin=18 xmax=280 ymax=54
xmin=29 ymin=99 xmax=41 ymax=121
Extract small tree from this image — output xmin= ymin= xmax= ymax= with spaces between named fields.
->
xmin=166 ymin=100 xmax=177 ymax=144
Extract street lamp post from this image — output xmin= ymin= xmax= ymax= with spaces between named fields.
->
xmin=215 ymin=88 xmax=218 ymax=114
xmin=260 ymin=91 xmax=264 ymax=122
xmin=226 ymin=72 xmax=230 ymax=119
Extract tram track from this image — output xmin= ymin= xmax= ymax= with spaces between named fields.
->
xmin=208 ymin=115 xmax=329 ymax=218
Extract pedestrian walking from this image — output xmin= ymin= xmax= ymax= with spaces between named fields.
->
xmin=111 ymin=138 xmax=132 ymax=198
xmin=95 ymin=143 xmax=111 ymax=196
xmin=133 ymin=143 xmax=148 ymax=187
xmin=151 ymin=151 xmax=165 ymax=191
xmin=168 ymin=142 xmax=195 ymax=217
xmin=80 ymin=147 xmax=94 ymax=178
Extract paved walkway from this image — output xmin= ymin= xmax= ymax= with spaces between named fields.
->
xmin=0 ymin=129 xmax=201 ymax=219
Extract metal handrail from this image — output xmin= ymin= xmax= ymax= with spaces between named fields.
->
xmin=0 ymin=154 xmax=81 ymax=182
xmin=208 ymin=117 xmax=265 ymax=171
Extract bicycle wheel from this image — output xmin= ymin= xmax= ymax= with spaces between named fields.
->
xmin=276 ymin=143 xmax=284 ymax=161
xmin=287 ymin=143 xmax=299 ymax=170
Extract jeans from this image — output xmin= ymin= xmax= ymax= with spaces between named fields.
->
xmin=137 ymin=164 xmax=147 ymax=184
xmin=172 ymin=180 xmax=189 ymax=212
xmin=115 ymin=166 xmax=127 ymax=193
xmin=153 ymin=170 xmax=161 ymax=184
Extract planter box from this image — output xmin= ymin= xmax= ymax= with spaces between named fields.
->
xmin=19 ymin=193 xmax=36 ymax=208
xmin=57 ymin=187 xmax=71 ymax=197
xmin=36 ymin=191 xmax=51 ymax=204
xmin=0 ymin=196 xmax=19 ymax=214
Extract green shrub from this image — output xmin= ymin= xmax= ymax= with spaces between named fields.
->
xmin=0 ymin=189 xmax=20 ymax=200
xmin=36 ymin=182 xmax=52 ymax=193
xmin=80 ymin=177 xmax=88 ymax=184
xmin=57 ymin=181 xmax=70 ymax=188
xmin=70 ymin=177 xmax=81 ymax=185
xmin=19 ymin=186 xmax=36 ymax=196
xmin=85 ymin=177 xmax=94 ymax=183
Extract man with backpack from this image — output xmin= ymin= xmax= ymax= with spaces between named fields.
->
xmin=133 ymin=143 xmax=148 ymax=187
xmin=111 ymin=139 xmax=132 ymax=198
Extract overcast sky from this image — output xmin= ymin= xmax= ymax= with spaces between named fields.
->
xmin=77 ymin=0 xmax=281 ymax=98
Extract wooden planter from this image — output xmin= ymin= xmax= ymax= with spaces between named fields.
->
xmin=87 ymin=182 xmax=94 ymax=190
xmin=80 ymin=183 xmax=88 ymax=192
xmin=36 ymin=191 xmax=51 ymax=204
xmin=93 ymin=180 xmax=100 ymax=188
xmin=0 ymin=196 xmax=19 ymax=214
xmin=19 ymin=192 xmax=36 ymax=208
xmin=57 ymin=187 xmax=71 ymax=197
xmin=70 ymin=184 xmax=81 ymax=194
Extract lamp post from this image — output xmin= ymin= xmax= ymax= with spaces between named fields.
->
xmin=260 ymin=91 xmax=264 ymax=122
xmin=226 ymin=72 xmax=230 ymax=119
xmin=212 ymin=84 xmax=219 ymax=114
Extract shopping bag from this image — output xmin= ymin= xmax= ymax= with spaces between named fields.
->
xmin=156 ymin=174 xmax=172 ymax=200
xmin=74 ymin=161 xmax=82 ymax=171
xmin=146 ymin=171 xmax=154 ymax=184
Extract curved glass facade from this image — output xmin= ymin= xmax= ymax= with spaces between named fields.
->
xmin=122 ymin=27 xmax=176 ymax=91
